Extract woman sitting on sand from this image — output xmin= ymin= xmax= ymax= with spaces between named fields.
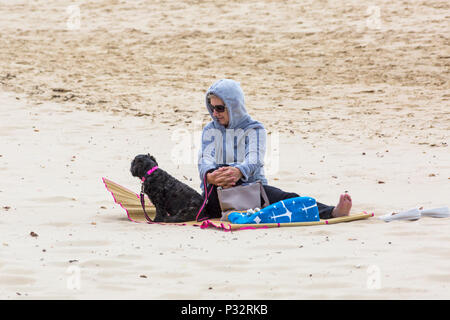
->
xmin=197 ymin=79 xmax=352 ymax=220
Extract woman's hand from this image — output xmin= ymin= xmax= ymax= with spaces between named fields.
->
xmin=207 ymin=167 xmax=243 ymax=188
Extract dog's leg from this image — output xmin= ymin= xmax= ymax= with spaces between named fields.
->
xmin=154 ymin=205 xmax=167 ymax=222
xmin=163 ymin=207 xmax=198 ymax=223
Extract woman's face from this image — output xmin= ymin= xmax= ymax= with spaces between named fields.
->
xmin=209 ymin=95 xmax=229 ymax=127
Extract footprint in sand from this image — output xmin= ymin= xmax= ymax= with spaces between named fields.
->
xmin=0 ymin=274 xmax=36 ymax=286
xmin=54 ymin=240 xmax=111 ymax=248
xmin=31 ymin=196 xmax=76 ymax=203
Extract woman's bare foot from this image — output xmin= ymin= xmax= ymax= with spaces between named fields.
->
xmin=331 ymin=193 xmax=352 ymax=217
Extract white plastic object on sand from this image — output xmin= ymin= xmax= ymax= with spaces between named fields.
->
xmin=378 ymin=206 xmax=450 ymax=222
xmin=420 ymin=206 xmax=450 ymax=218
xmin=378 ymin=208 xmax=421 ymax=222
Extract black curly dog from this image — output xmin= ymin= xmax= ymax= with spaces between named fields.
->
xmin=130 ymin=154 xmax=205 ymax=223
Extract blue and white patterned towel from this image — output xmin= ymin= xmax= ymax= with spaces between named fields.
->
xmin=227 ymin=197 xmax=320 ymax=224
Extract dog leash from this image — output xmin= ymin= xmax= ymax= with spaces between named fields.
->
xmin=140 ymin=166 xmax=158 ymax=223
xmin=139 ymin=166 xmax=213 ymax=223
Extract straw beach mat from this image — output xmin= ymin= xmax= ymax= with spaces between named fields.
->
xmin=102 ymin=178 xmax=374 ymax=231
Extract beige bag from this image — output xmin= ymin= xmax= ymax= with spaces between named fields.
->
xmin=217 ymin=181 xmax=270 ymax=219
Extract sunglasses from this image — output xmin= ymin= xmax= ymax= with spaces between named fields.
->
xmin=209 ymin=104 xmax=226 ymax=113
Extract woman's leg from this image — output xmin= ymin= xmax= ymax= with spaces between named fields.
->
xmin=263 ymin=185 xmax=335 ymax=219
xmin=203 ymin=184 xmax=337 ymax=220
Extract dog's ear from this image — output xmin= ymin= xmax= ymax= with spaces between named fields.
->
xmin=148 ymin=154 xmax=158 ymax=165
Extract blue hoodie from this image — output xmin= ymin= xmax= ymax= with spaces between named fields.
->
xmin=198 ymin=79 xmax=267 ymax=192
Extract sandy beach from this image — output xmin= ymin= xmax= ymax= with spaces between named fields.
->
xmin=0 ymin=0 xmax=449 ymax=299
